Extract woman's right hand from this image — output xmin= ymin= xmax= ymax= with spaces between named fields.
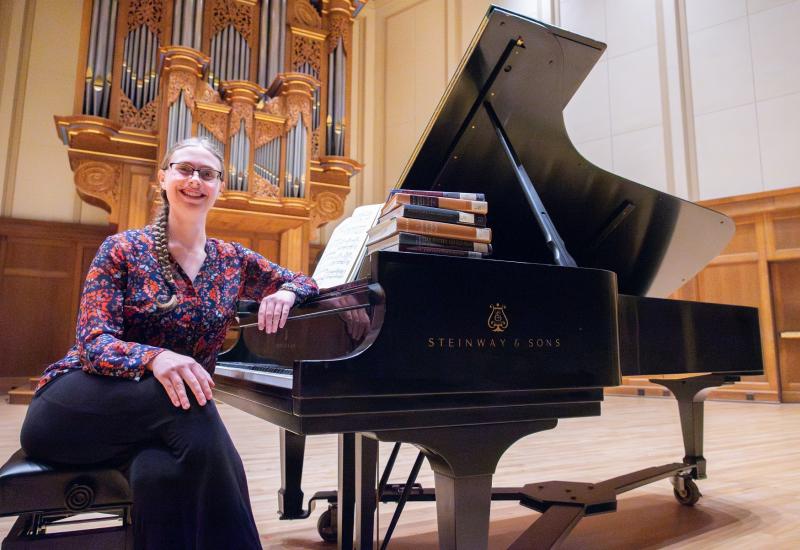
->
xmin=148 ymin=350 xmax=215 ymax=409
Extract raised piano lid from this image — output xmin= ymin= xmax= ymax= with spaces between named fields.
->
xmin=395 ymin=6 xmax=733 ymax=298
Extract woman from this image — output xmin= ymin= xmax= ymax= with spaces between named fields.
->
xmin=20 ymin=137 xmax=318 ymax=549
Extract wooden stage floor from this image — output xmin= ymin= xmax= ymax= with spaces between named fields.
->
xmin=1 ymin=395 xmax=797 ymax=548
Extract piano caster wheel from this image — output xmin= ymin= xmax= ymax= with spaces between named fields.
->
xmin=317 ymin=504 xmax=338 ymax=543
xmin=673 ymin=477 xmax=701 ymax=506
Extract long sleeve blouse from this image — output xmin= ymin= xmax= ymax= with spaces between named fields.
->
xmin=37 ymin=226 xmax=318 ymax=391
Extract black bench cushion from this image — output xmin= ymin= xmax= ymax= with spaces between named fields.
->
xmin=0 ymin=450 xmax=131 ymax=516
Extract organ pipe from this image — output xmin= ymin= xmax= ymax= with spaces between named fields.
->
xmin=326 ymin=37 xmax=346 ymax=156
xmin=83 ymin=0 xmax=118 ymax=117
xmin=172 ymin=0 xmax=203 ymax=49
xmin=209 ymin=25 xmax=251 ymax=90
xmin=172 ymin=0 xmax=183 ymax=42
xmin=92 ymin=0 xmax=110 ymax=114
xmin=83 ymin=0 xmax=99 ymax=114
xmin=284 ymin=114 xmax=306 ymax=198
xmin=228 ymin=121 xmax=249 ymax=192
xmin=121 ymin=24 xmax=159 ymax=109
xmin=197 ymin=124 xmax=225 ymax=158
xmin=259 ymin=0 xmax=286 ymax=89
xmin=166 ymin=91 xmax=192 ymax=150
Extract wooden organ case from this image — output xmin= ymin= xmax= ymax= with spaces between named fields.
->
xmin=53 ymin=0 xmax=365 ymax=273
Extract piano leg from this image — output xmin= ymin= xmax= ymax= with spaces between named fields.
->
xmin=651 ymin=374 xmax=740 ymax=479
xmin=433 ymin=471 xmax=494 ymax=549
xmin=338 ymin=433 xmax=356 ymax=550
xmin=337 ymin=434 xmax=378 ymax=550
xmin=355 ymin=435 xmax=378 ymax=549
xmin=368 ymin=419 xmax=557 ymax=550
xmin=278 ymin=429 xmax=307 ymax=518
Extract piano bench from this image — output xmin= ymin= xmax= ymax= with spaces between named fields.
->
xmin=0 ymin=449 xmax=133 ymax=550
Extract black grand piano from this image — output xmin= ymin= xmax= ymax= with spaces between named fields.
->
xmin=213 ymin=7 xmax=763 ymax=549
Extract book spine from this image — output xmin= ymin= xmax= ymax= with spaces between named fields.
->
xmin=397 ymin=233 xmax=491 ymax=253
xmin=398 ymin=204 xmax=487 ymax=227
xmin=396 ymin=194 xmax=488 ymax=214
xmin=396 ymin=244 xmax=486 ymax=258
xmin=397 ymin=217 xmax=492 ymax=243
xmin=389 ymin=189 xmax=485 ymax=201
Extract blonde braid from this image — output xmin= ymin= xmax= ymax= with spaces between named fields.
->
xmin=154 ymin=189 xmax=178 ymax=311
xmin=154 ymin=137 xmax=223 ymax=313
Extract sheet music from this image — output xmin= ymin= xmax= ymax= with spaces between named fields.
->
xmin=312 ymin=204 xmax=382 ymax=289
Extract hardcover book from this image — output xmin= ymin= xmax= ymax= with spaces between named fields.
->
xmin=367 ymin=216 xmax=492 ymax=245
xmin=381 ymin=193 xmax=488 ymax=215
xmin=369 ymin=243 xmax=488 ymax=258
xmin=366 ymin=232 xmax=493 ymax=255
xmin=378 ymin=204 xmax=487 ymax=227
xmin=388 ymin=189 xmax=485 ymax=201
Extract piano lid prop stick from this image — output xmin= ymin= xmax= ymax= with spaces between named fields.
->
xmin=484 ymin=99 xmax=577 ymax=268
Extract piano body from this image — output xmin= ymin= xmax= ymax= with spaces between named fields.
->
xmin=214 ymin=6 xmax=763 ymax=549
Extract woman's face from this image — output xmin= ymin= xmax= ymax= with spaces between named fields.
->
xmin=158 ymin=145 xmax=224 ymax=216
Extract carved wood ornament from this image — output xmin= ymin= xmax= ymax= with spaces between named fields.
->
xmin=326 ymin=13 xmax=350 ymax=51
xmin=292 ymin=1 xmax=322 ymax=27
xmin=210 ymin=0 xmax=255 ymax=39
xmin=196 ymin=109 xmax=229 ymax=143
xmin=293 ymin=36 xmax=322 ymax=73
xmin=252 ymin=172 xmax=280 ymax=198
xmin=310 ymin=190 xmax=345 ymax=226
xmin=120 ymin=96 xmax=159 ymax=130
xmin=167 ymin=72 xmax=198 ymax=109
xmin=255 ymin=120 xmax=283 ymax=148
xmin=72 ymin=160 xmax=122 ymax=217
xmin=286 ymin=94 xmax=312 ymax=129
xmin=126 ymin=0 xmax=163 ymax=36
xmin=229 ymin=102 xmax=254 ymax=137
xmin=197 ymin=80 xmax=224 ymax=104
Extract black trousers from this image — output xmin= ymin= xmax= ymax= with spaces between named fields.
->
xmin=20 ymin=370 xmax=262 ymax=550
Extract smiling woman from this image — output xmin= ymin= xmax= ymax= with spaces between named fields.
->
xmin=18 ymin=138 xmax=319 ymax=550
xmin=153 ymin=139 xmax=227 ymax=311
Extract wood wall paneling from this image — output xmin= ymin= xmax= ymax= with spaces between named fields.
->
xmin=207 ymin=230 xmax=281 ymax=265
xmin=0 ymin=218 xmax=112 ymax=379
xmin=771 ymin=259 xmax=800 ymax=402
xmin=696 ymin=262 xmax=760 ymax=308
xmin=772 ymin=214 xmax=800 ymax=253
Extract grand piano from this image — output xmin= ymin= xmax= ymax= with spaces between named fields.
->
xmin=213 ymin=6 xmax=763 ymax=549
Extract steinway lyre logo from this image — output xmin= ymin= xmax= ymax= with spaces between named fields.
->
xmin=487 ymin=303 xmax=509 ymax=333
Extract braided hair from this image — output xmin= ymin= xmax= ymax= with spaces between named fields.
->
xmin=154 ymin=137 xmax=224 ymax=312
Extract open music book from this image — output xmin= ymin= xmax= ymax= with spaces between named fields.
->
xmin=311 ymin=204 xmax=383 ymax=289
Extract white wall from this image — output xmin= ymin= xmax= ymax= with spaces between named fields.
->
xmin=349 ymin=0 xmax=800 ymax=215
xmin=685 ymin=0 xmax=800 ymax=199
xmin=0 ymin=0 xmax=108 ymax=224
xmin=561 ymin=0 xmax=672 ymax=195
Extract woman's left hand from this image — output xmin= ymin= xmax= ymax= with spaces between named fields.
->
xmin=258 ymin=289 xmax=297 ymax=333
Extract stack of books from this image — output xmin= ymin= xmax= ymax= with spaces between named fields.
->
xmin=366 ymin=189 xmax=492 ymax=259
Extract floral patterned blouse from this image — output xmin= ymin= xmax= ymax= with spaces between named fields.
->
xmin=37 ymin=225 xmax=318 ymax=391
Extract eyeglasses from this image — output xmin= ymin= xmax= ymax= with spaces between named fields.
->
xmin=169 ymin=162 xmax=223 ymax=182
